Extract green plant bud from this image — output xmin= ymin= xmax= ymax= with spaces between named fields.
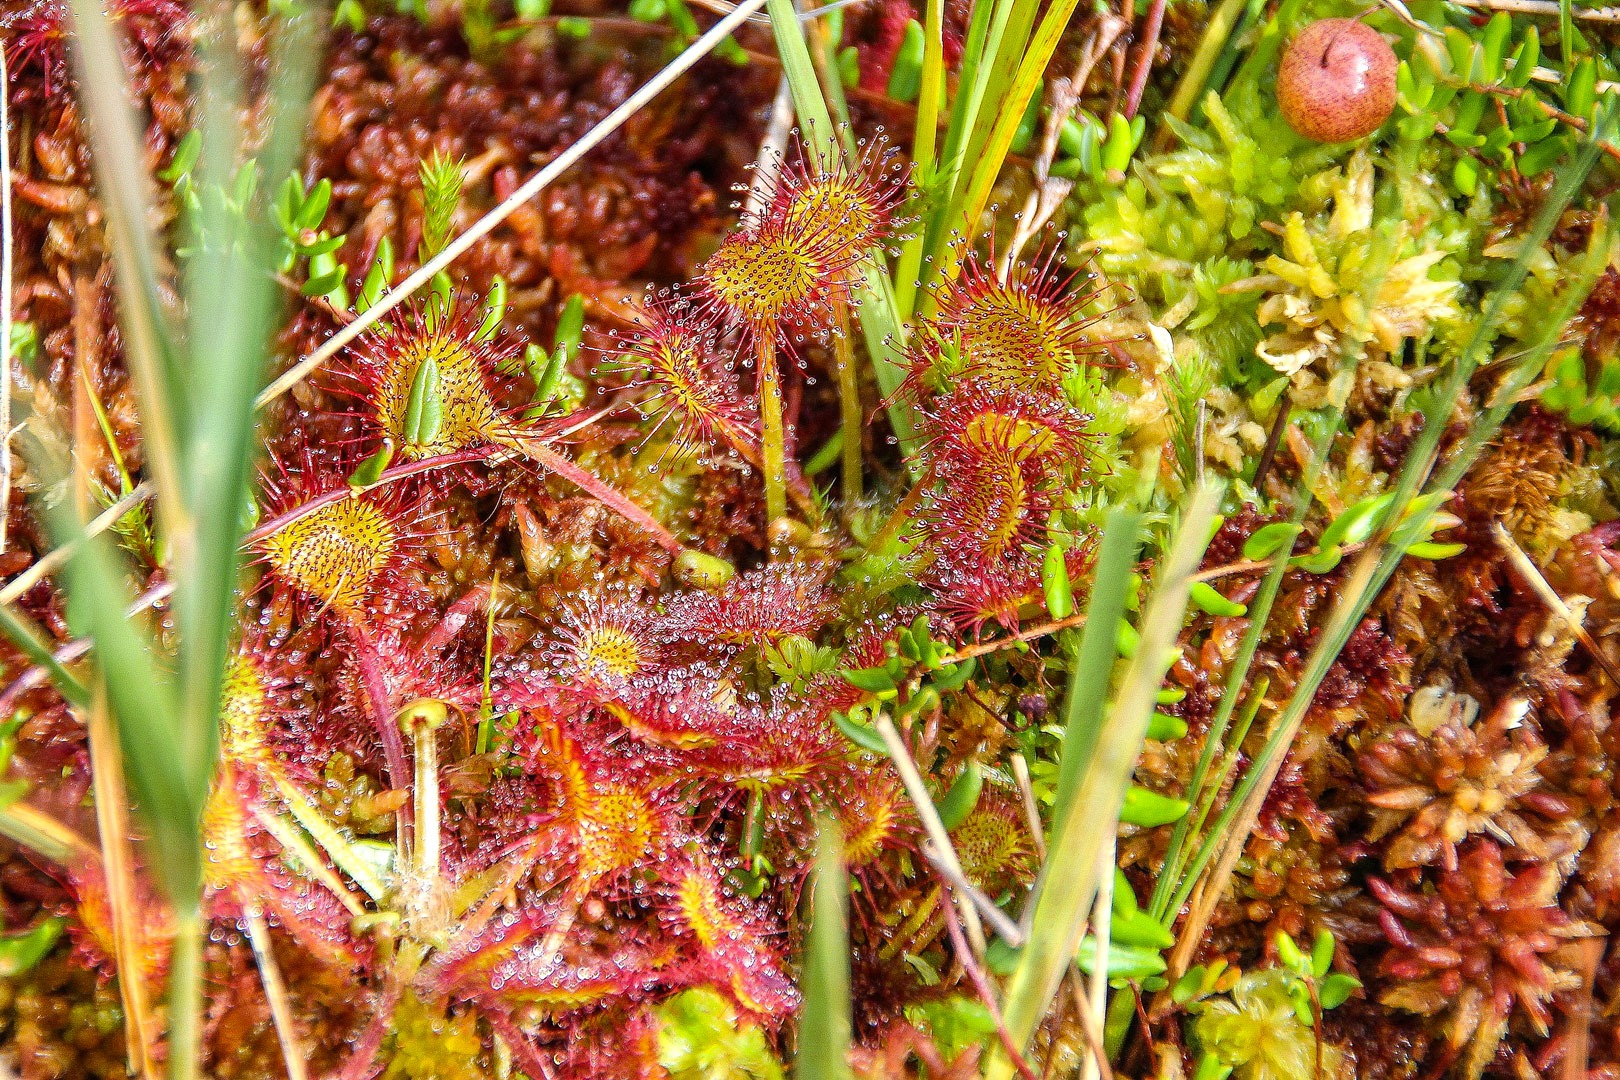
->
xmin=1146 ymin=711 xmax=1188 ymax=741
xmin=554 ymin=292 xmax=586 ymax=360
xmin=1043 ymin=542 xmax=1074 ymax=619
xmin=1291 ymin=545 xmax=1342 ymax=574
xmin=898 ymin=685 xmax=940 ymax=720
xmin=1189 ymin=581 xmax=1247 ymax=617
xmin=1274 ymin=929 xmax=1308 ymax=975
xmin=158 ymin=130 xmax=201 ymax=183
xmin=1318 ymin=972 xmax=1361 ymax=1009
xmin=935 ymin=759 xmax=982 ymax=831
xmin=1120 ymin=784 xmax=1189 ymax=826
xmin=403 ymin=356 xmax=444 ymax=447
xmin=1318 ymin=492 xmax=1394 ymax=550
xmin=1112 ymin=868 xmax=1138 ymax=915
xmin=843 ymin=666 xmax=898 ymax=693
xmin=477 ymin=275 xmax=507 ymax=341
xmin=887 ymin=19 xmax=924 ymax=102
xmin=1116 ymin=620 xmax=1140 ymax=658
xmin=348 ymin=438 xmax=396 ymax=490
xmin=932 ymin=657 xmax=975 ymax=692
xmin=831 ymin=711 xmax=888 ymax=754
xmin=838 ymin=46 xmax=861 ymax=88
xmin=357 ymin=237 xmax=394 ymax=313
xmin=1405 ymin=540 xmax=1466 ymax=559
xmin=1110 ymin=908 xmax=1175 ymax=950
xmin=1102 ymin=111 xmax=1136 ymax=175
xmin=1077 ymin=937 xmax=1167 ymax=979
xmin=1311 ymin=927 xmax=1335 ymax=977
xmin=673 ymin=548 xmax=736 ymax=589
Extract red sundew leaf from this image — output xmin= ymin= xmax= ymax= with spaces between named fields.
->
xmin=660 ymin=562 xmax=837 ymax=648
xmin=342 ymin=297 xmax=525 ymax=461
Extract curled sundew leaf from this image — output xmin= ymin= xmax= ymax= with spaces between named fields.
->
xmin=1120 ymin=784 xmax=1190 ymax=827
xmin=403 ymin=356 xmax=443 ymax=448
xmin=935 ymin=759 xmax=983 ymax=832
xmin=1189 ymin=581 xmax=1246 ymax=618
xmin=1241 ymin=522 xmax=1302 ymax=561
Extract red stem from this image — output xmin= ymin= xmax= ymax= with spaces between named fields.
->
xmin=1123 ymin=0 xmax=1168 ymax=119
xmin=940 ymin=900 xmax=1041 ymax=1080
xmin=349 ymin=629 xmax=413 ymax=800
xmin=508 ymin=437 xmax=684 ymax=555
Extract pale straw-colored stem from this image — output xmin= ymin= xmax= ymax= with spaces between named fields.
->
xmin=242 ymin=908 xmax=309 ymax=1080
xmin=755 ymin=329 xmax=789 ymax=536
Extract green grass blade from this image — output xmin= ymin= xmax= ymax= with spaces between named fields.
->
xmin=66 ymin=0 xmax=185 ymax=520
xmin=989 ymin=484 xmax=1221 ymax=1079
xmin=795 ymin=821 xmax=852 ymax=1080
xmin=912 ymin=0 xmax=945 ymax=185
xmin=173 ymin=17 xmax=321 ymax=805
xmin=50 ymin=512 xmax=192 ymax=898
xmin=766 ymin=0 xmax=837 ymax=170
xmin=763 ymin=0 xmax=918 ymax=457
xmin=1048 ymin=508 xmax=1143 ymax=841
xmin=0 ymin=604 xmax=90 ymax=708
xmin=954 ymin=0 xmax=1080 ymax=261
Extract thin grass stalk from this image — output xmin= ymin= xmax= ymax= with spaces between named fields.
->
xmin=0 ymin=604 xmax=90 ymax=706
xmin=796 ymin=822 xmax=853 ymax=1080
xmin=1079 ymin=839 xmax=1114 ymax=1080
xmin=242 ymin=909 xmax=309 ymax=1080
xmin=0 ymin=482 xmax=155 ymax=605
xmin=1159 ymin=676 xmax=1267 ymax=903
xmin=830 ymin=309 xmax=863 ymax=500
xmin=756 ymin=330 xmax=790 ymax=532
xmin=166 ymin=911 xmax=206 ymax=1080
xmin=876 ymin=715 xmax=987 ymax=956
xmin=988 ymin=485 xmax=1220 ymax=1079
xmin=0 ymin=802 xmax=95 ymax=866
xmin=1048 ymin=509 xmax=1142 ymax=834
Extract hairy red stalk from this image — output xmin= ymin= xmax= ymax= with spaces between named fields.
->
xmin=507 ymin=436 xmax=683 ymax=555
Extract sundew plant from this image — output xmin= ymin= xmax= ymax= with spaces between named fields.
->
xmin=1 ymin=0 xmax=1620 ymax=1076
